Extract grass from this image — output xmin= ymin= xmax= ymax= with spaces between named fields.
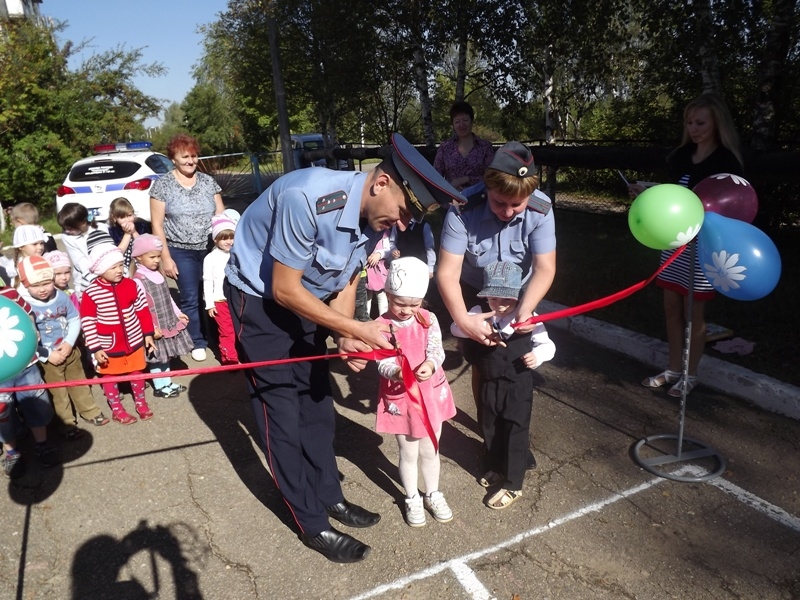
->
xmin=548 ymin=208 xmax=799 ymax=387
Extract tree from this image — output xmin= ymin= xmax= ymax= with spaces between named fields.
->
xmin=1 ymin=18 xmax=165 ymax=209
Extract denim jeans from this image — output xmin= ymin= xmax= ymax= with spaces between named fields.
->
xmin=0 ymin=364 xmax=54 ymax=443
xmin=169 ymin=246 xmax=207 ymax=349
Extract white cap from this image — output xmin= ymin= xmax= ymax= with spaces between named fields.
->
xmin=384 ymin=257 xmax=429 ymax=299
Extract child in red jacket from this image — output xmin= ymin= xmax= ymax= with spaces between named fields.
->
xmin=80 ymin=244 xmax=156 ymax=424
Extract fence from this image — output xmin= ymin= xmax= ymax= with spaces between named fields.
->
xmin=199 ymin=141 xmax=799 ymax=230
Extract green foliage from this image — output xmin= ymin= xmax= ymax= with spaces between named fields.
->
xmin=0 ymin=18 xmax=164 ymax=210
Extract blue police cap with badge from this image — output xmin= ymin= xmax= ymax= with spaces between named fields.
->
xmin=486 ymin=141 xmax=551 ymax=215
xmin=390 ymin=133 xmax=467 ymax=221
xmin=489 ymin=141 xmax=535 ymax=178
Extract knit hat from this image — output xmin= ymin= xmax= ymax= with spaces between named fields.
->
xmin=88 ymin=243 xmax=125 ymax=275
xmin=488 ymin=142 xmax=535 ymax=178
xmin=18 ymin=255 xmax=54 ymax=287
xmin=211 ymin=214 xmax=237 ymax=240
xmin=86 ymin=228 xmax=115 ymax=253
xmin=384 ymin=257 xmax=429 ymax=299
xmin=131 ymin=233 xmax=163 ymax=257
xmin=43 ymin=250 xmax=71 ymax=270
xmin=477 ymin=261 xmax=523 ymax=300
xmin=12 ymin=225 xmax=46 ymax=248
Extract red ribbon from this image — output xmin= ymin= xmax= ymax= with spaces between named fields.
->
xmin=397 ymin=355 xmax=440 ymax=453
xmin=513 ymin=244 xmax=685 ymax=328
xmin=2 ymin=248 xmax=684 ymax=451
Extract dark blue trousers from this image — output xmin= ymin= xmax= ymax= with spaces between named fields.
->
xmin=226 ymin=283 xmax=344 ymax=536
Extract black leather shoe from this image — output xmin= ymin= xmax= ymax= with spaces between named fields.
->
xmin=526 ymin=450 xmax=537 ymax=470
xmin=326 ymin=500 xmax=381 ymax=528
xmin=300 ymin=527 xmax=371 ymax=563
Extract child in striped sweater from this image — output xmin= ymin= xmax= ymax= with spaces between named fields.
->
xmin=79 ymin=244 xmax=156 ymax=425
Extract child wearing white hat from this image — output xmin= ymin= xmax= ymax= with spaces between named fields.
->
xmin=202 ymin=211 xmax=239 ymax=364
xmin=374 ymin=256 xmax=456 ymax=527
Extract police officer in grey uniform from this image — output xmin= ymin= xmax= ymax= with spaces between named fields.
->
xmin=225 ymin=134 xmax=465 ymax=563
xmin=437 ymin=142 xmax=556 ymax=459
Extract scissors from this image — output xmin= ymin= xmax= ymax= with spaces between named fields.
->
xmin=489 ymin=318 xmax=508 ymax=348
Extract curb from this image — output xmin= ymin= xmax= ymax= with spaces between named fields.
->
xmin=539 ymin=300 xmax=800 ymax=421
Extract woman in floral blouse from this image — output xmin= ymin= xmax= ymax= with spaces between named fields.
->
xmin=149 ymin=134 xmax=224 ymax=362
xmin=434 ymin=101 xmax=495 ymax=191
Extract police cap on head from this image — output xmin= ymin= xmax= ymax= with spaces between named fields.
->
xmin=489 ymin=141 xmax=535 ymax=178
xmin=390 ymin=133 xmax=467 ymax=221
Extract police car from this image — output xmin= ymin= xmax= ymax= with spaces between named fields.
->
xmin=55 ymin=142 xmax=173 ymax=222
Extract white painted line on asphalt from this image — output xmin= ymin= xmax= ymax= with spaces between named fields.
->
xmin=682 ymin=465 xmax=800 ymax=533
xmin=711 ymin=477 xmax=800 ymax=533
xmin=449 ymin=560 xmax=495 ymax=600
xmin=350 ymin=475 xmax=667 ymax=600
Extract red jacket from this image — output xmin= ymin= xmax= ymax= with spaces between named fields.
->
xmin=79 ymin=277 xmax=154 ymax=356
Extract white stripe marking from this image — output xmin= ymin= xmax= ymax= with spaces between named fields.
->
xmin=351 ymin=469 xmax=800 ymax=599
xmin=350 ymin=475 xmax=666 ymax=599
xmin=449 ymin=561 xmax=495 ymax=600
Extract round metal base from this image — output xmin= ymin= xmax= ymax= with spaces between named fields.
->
xmin=632 ymin=434 xmax=726 ymax=482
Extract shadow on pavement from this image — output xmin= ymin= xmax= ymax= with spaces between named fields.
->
xmin=70 ymin=520 xmax=204 ymax=600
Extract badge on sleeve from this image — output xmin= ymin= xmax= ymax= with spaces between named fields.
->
xmin=316 ymin=190 xmax=348 ymax=215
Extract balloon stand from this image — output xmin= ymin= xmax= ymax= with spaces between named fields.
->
xmin=632 ymin=241 xmax=726 ymax=482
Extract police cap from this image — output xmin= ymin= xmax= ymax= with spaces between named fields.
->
xmin=390 ymin=133 xmax=467 ymax=221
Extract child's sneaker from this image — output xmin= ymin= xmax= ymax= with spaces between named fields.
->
xmin=34 ymin=443 xmax=60 ymax=468
xmin=404 ymin=495 xmax=426 ymax=527
xmin=423 ymin=491 xmax=453 ymax=523
xmin=3 ymin=450 xmax=25 ymax=479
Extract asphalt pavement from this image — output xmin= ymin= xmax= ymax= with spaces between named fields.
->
xmin=1 ymin=313 xmax=798 ymax=599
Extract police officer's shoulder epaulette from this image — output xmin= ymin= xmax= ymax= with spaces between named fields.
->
xmin=459 ymin=190 xmax=487 ymax=213
xmin=316 ymin=190 xmax=348 ymax=215
xmin=527 ymin=190 xmax=552 ymax=215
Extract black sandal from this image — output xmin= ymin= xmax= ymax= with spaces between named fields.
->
xmin=64 ymin=427 xmax=85 ymax=441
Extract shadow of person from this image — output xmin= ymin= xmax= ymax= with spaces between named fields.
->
xmin=186 ymin=371 xmax=295 ymax=530
xmin=328 ymin=360 xmax=405 ymax=505
xmin=71 ymin=520 xmax=204 ymax=599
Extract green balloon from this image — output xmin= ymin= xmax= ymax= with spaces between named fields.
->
xmin=0 ymin=295 xmax=38 ymax=383
xmin=628 ymin=184 xmax=705 ymax=250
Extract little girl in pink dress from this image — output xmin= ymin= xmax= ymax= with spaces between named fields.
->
xmin=374 ymin=257 xmax=456 ymax=528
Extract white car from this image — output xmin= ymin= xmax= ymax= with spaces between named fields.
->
xmin=55 ymin=142 xmax=173 ymax=222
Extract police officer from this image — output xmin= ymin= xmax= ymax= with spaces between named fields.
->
xmin=225 ymin=134 xmax=465 ymax=563
xmin=437 ymin=142 xmax=556 ymax=457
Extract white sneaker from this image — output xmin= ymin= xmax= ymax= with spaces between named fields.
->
xmin=190 ymin=348 xmax=207 ymax=362
xmin=404 ymin=495 xmax=426 ymax=527
xmin=424 ymin=491 xmax=453 ymax=523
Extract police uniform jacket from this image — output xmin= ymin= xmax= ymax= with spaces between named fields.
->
xmin=439 ymin=182 xmax=556 ymax=291
xmin=226 ymin=169 xmax=383 ymax=301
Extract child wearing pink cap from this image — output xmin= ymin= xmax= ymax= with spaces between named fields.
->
xmin=80 ymin=244 xmax=157 ymax=424
xmin=131 ymin=234 xmax=193 ymax=398
xmin=203 ymin=213 xmax=239 ymax=364
xmin=44 ymin=251 xmax=79 ymax=312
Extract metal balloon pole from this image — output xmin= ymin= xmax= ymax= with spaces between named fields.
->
xmin=632 ymin=240 xmax=726 ymax=482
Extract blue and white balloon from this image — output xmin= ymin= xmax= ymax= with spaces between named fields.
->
xmin=698 ymin=212 xmax=782 ymax=301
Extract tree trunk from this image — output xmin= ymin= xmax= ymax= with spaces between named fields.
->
xmin=414 ymin=44 xmax=435 ymax=146
xmin=694 ymin=0 xmax=722 ymax=94
xmin=455 ymin=33 xmax=468 ymax=102
xmin=266 ymin=2 xmax=293 ymax=172
xmin=543 ymin=45 xmax=556 ymax=144
xmin=751 ymin=0 xmax=794 ymax=151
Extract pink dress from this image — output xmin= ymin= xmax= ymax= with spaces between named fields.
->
xmin=375 ymin=309 xmax=456 ymax=438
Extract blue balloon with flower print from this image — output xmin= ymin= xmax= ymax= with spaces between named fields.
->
xmin=697 ymin=212 xmax=782 ymax=301
xmin=0 ymin=295 xmax=38 ymax=383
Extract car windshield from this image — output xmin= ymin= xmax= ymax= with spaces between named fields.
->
xmin=69 ymin=160 xmax=141 ymax=181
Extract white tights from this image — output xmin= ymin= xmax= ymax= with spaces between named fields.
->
xmin=395 ymin=428 xmax=441 ymax=498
